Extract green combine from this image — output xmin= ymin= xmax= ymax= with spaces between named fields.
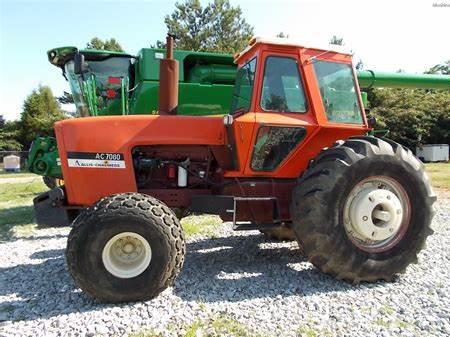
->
xmin=48 ymin=46 xmax=236 ymax=117
xmin=28 ymin=45 xmax=449 ymax=188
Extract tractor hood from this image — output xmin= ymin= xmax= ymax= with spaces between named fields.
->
xmin=54 ymin=115 xmax=226 ymax=206
xmin=47 ymin=46 xmax=134 ymax=69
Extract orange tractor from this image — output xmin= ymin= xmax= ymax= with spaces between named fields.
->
xmin=35 ymin=36 xmax=436 ymax=302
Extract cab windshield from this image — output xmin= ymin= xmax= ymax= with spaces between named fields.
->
xmin=313 ymin=61 xmax=363 ymax=124
xmin=230 ymin=57 xmax=256 ymax=114
xmin=65 ymin=56 xmax=132 ymax=116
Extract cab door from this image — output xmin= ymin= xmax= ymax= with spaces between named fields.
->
xmin=223 ymin=56 xmax=258 ymax=176
xmin=244 ymin=51 xmax=319 ymax=177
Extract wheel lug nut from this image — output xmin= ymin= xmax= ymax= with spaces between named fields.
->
xmin=363 ymin=216 xmax=368 ymax=221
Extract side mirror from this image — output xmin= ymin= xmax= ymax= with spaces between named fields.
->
xmin=74 ymin=52 xmax=88 ymax=75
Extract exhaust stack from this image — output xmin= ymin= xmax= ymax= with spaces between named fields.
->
xmin=158 ymin=34 xmax=179 ymax=115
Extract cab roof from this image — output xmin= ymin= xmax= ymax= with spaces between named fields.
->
xmin=47 ymin=46 xmax=134 ymax=69
xmin=234 ymin=37 xmax=351 ymax=63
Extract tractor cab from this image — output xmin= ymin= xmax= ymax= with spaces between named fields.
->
xmin=231 ymin=37 xmax=366 ymax=124
xmin=224 ymin=38 xmax=369 ymax=177
xmin=48 ymin=47 xmax=134 ymax=117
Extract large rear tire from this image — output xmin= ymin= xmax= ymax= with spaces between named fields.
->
xmin=290 ymin=136 xmax=436 ymax=283
xmin=66 ymin=193 xmax=185 ymax=302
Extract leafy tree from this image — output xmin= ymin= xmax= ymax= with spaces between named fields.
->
xmin=355 ymin=60 xmax=364 ymax=70
xmin=20 ymin=86 xmax=66 ymax=147
xmin=369 ymin=61 xmax=450 ymax=150
xmin=0 ymin=119 xmax=23 ymax=151
xmin=368 ymin=88 xmax=450 ymax=150
xmin=276 ymin=32 xmax=289 ymax=38
xmin=425 ymin=60 xmax=450 ymax=75
xmin=328 ymin=35 xmax=364 ymax=69
xmin=57 ymin=91 xmax=74 ymax=104
xmin=86 ymin=37 xmax=124 ymax=52
xmin=160 ymin=0 xmax=254 ymax=54
xmin=329 ymin=35 xmax=344 ymax=46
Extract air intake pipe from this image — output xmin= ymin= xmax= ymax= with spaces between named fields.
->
xmin=158 ymin=34 xmax=179 ymax=115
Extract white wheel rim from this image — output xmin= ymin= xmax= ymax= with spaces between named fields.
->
xmin=102 ymin=232 xmax=152 ymax=278
xmin=343 ymin=176 xmax=411 ymax=253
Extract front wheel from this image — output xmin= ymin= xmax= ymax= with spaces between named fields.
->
xmin=290 ymin=136 xmax=436 ymax=283
xmin=66 ymin=193 xmax=186 ymax=302
xmin=43 ymin=176 xmax=63 ymax=189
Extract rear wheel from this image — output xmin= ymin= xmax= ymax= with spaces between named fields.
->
xmin=290 ymin=136 xmax=436 ymax=283
xmin=66 ymin=193 xmax=185 ymax=302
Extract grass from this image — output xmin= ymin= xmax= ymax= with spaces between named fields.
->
xmin=129 ymin=316 xmax=264 ymax=337
xmin=373 ymin=304 xmax=416 ymax=331
xmin=0 ymin=180 xmax=46 ymax=204
xmin=0 ymin=170 xmax=38 ymax=178
xmin=128 ymin=331 xmax=162 ymax=337
xmin=0 ymin=178 xmax=46 ymax=241
xmin=185 ymin=316 xmax=264 ymax=337
xmin=297 ymin=326 xmax=318 ymax=337
xmin=181 ymin=214 xmax=222 ymax=238
xmin=424 ymin=163 xmax=450 ymax=190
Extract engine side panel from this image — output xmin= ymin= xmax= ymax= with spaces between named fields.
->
xmin=55 ymin=115 xmax=226 ymax=205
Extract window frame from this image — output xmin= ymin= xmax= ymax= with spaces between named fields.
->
xmin=312 ymin=59 xmax=364 ymax=125
xmin=250 ymin=125 xmax=307 ymax=172
xmin=230 ymin=56 xmax=258 ymax=115
xmin=259 ymin=55 xmax=308 ymax=114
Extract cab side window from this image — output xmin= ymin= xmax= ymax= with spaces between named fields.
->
xmin=260 ymin=56 xmax=307 ymax=113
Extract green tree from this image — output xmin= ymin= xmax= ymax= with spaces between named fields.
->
xmin=0 ymin=119 xmax=23 ymax=151
xmin=329 ymin=35 xmax=344 ymax=46
xmin=20 ymin=86 xmax=66 ymax=147
xmin=86 ymin=37 xmax=124 ymax=52
xmin=57 ymin=91 xmax=74 ymax=104
xmin=425 ymin=60 xmax=450 ymax=75
xmin=161 ymin=0 xmax=254 ymax=53
xmin=276 ymin=32 xmax=289 ymax=38
xmin=368 ymin=88 xmax=450 ymax=149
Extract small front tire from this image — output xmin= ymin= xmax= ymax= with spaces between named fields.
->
xmin=66 ymin=193 xmax=186 ymax=303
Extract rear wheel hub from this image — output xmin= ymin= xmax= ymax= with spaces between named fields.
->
xmin=344 ymin=176 xmax=411 ymax=253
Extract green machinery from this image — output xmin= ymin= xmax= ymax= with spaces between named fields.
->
xmin=47 ymin=46 xmax=236 ymax=117
xmin=28 ymin=46 xmax=450 ymax=181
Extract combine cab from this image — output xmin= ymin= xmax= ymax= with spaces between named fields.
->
xmin=47 ymin=45 xmax=236 ymax=117
xmin=33 ymin=36 xmax=448 ymax=303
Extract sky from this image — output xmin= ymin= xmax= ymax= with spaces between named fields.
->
xmin=0 ymin=0 xmax=449 ymax=120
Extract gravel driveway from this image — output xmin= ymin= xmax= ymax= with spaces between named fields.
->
xmin=1 ymin=191 xmax=449 ymax=337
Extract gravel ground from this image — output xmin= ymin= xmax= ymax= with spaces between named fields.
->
xmin=0 ymin=190 xmax=449 ymax=337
